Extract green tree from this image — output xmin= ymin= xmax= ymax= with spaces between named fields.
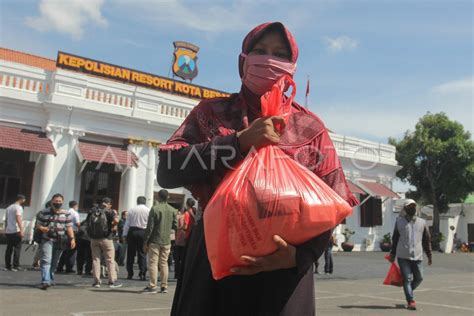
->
xmin=389 ymin=112 xmax=474 ymax=249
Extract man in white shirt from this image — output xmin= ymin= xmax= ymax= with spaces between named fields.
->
xmin=57 ymin=200 xmax=81 ymax=273
xmin=4 ymin=194 xmax=26 ymax=271
xmin=123 ymin=196 xmax=150 ymax=280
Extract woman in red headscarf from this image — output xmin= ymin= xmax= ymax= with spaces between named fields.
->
xmin=158 ymin=22 xmax=358 ymax=316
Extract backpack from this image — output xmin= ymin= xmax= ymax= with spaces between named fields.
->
xmin=76 ymin=219 xmax=90 ymax=241
xmin=86 ymin=208 xmax=109 ymax=239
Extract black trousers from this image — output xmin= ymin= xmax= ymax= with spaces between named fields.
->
xmin=57 ymin=248 xmax=77 ymax=272
xmin=174 ymin=245 xmax=185 ymax=278
xmin=76 ymin=239 xmax=92 ymax=274
xmin=5 ymin=233 xmax=22 ymax=269
xmin=126 ymin=227 xmax=147 ymax=277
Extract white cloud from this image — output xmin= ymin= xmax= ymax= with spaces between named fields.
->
xmin=324 ymin=36 xmax=358 ymax=52
xmin=111 ymin=0 xmax=316 ymax=35
xmin=112 ymin=0 xmax=254 ymax=33
xmin=25 ymin=0 xmax=108 ymax=40
xmin=431 ymin=77 xmax=474 ymax=94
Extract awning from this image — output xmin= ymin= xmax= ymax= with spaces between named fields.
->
xmin=0 ymin=126 xmax=56 ymax=155
xmin=76 ymin=140 xmax=138 ymax=167
xmin=347 ymin=180 xmax=366 ymax=195
xmin=358 ymin=180 xmax=399 ymax=199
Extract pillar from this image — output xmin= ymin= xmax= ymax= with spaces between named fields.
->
xmin=145 ymin=142 xmax=157 ymax=208
xmin=121 ymin=143 xmax=137 ymax=211
xmin=36 ymin=151 xmax=55 ymax=211
xmin=63 ymin=129 xmax=83 ymax=204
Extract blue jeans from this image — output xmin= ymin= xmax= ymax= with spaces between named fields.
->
xmin=40 ymin=240 xmax=63 ymax=285
xmin=398 ymin=258 xmax=423 ymax=302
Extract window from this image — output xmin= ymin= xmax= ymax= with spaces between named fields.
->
xmin=360 ymin=195 xmax=382 ymax=227
xmin=0 ymin=149 xmax=34 ymax=208
xmin=80 ymin=162 xmax=121 ymax=212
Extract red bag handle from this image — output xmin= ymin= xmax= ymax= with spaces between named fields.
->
xmin=260 ymin=75 xmax=296 ymax=119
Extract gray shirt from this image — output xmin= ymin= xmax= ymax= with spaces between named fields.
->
xmin=391 ymin=216 xmax=432 ymax=261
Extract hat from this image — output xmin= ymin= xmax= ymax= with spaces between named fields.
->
xmin=403 ymin=199 xmax=417 ymax=207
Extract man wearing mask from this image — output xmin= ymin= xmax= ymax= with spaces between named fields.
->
xmin=36 ymin=194 xmax=76 ymax=290
xmin=4 ymin=194 xmax=26 ymax=271
xmin=389 ymin=199 xmax=432 ymax=310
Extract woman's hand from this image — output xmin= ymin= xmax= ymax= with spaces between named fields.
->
xmin=230 ymin=235 xmax=296 ymax=275
xmin=236 ymin=116 xmax=286 ymax=153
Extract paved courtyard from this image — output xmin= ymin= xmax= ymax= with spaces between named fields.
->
xmin=0 ymin=245 xmax=473 ymax=316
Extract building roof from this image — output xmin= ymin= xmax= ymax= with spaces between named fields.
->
xmin=0 ymin=47 xmax=56 ymax=71
xmin=347 ymin=180 xmax=366 ymax=195
xmin=76 ymin=140 xmax=138 ymax=167
xmin=0 ymin=126 xmax=56 ymax=155
xmin=358 ymin=180 xmax=399 ymax=199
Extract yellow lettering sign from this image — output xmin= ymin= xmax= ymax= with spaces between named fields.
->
xmin=56 ymin=52 xmax=229 ymax=100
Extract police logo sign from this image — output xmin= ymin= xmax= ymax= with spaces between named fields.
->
xmin=172 ymin=41 xmax=199 ymax=81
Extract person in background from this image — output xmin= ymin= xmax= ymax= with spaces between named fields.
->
xmin=57 ymin=200 xmax=80 ymax=273
xmin=183 ymin=198 xmax=197 ymax=242
xmin=116 ymin=210 xmax=127 ymax=266
xmin=87 ymin=197 xmax=122 ymax=288
xmin=123 ymin=196 xmax=150 ymax=280
xmin=32 ymin=201 xmax=51 ymax=269
xmin=452 ymin=233 xmax=462 ymax=253
xmin=174 ymin=209 xmax=186 ymax=278
xmin=389 ymin=199 xmax=432 ymax=311
xmin=313 ymin=260 xmax=320 ymax=274
xmin=76 ymin=216 xmax=92 ymax=275
xmin=324 ymin=233 xmax=336 ymax=275
xmin=36 ymin=194 xmax=76 ymax=290
xmin=142 ymin=190 xmax=177 ymax=294
xmin=169 ymin=222 xmax=176 ymax=274
xmin=4 ymin=194 xmax=26 ymax=271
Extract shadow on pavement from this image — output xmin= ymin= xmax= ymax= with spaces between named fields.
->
xmin=339 ymin=304 xmax=406 ymax=310
xmin=90 ymin=289 xmax=148 ymax=294
xmin=0 ymin=282 xmax=39 ymax=289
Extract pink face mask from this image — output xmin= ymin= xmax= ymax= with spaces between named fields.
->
xmin=241 ymin=53 xmax=296 ymax=95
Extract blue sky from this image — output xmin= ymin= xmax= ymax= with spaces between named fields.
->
xmin=1 ymin=0 xmax=472 ymax=144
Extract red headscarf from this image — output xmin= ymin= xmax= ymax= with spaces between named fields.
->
xmin=160 ymin=22 xmax=358 ymax=209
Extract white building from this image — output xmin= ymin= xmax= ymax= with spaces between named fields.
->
xmin=421 ymin=197 xmax=474 ymax=253
xmin=0 ymin=47 xmax=401 ymax=249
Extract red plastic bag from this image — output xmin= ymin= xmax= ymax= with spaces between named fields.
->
xmin=383 ymin=255 xmax=403 ymax=287
xmin=204 ymin=75 xmax=353 ymax=280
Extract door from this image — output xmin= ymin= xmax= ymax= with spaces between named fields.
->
xmin=468 ymin=224 xmax=474 ymax=244
xmin=80 ymin=162 xmax=121 ymax=212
